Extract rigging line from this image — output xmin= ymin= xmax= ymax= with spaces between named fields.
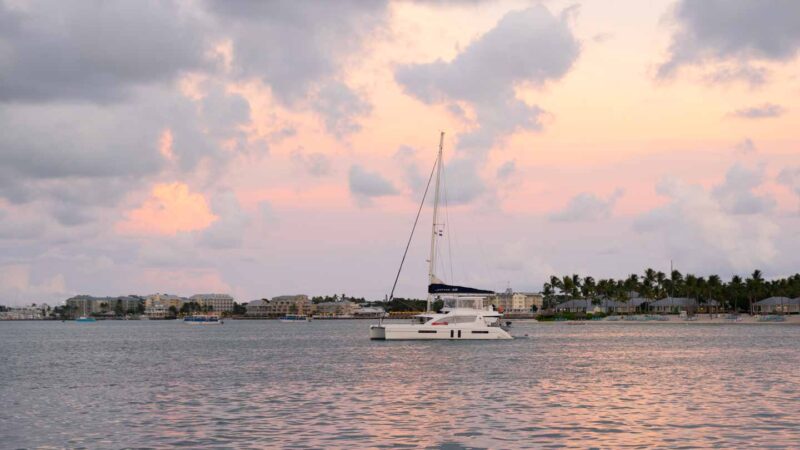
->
xmin=388 ymin=152 xmax=439 ymax=302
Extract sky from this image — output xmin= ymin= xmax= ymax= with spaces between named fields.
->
xmin=1 ymin=0 xmax=799 ymax=306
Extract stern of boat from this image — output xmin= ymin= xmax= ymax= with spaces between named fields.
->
xmin=369 ymin=325 xmax=386 ymax=340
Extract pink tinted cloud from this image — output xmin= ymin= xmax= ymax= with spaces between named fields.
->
xmin=116 ymin=182 xmax=217 ymax=236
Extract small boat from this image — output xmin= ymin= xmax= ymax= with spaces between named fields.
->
xmin=279 ymin=314 xmax=311 ymax=322
xmin=75 ymin=316 xmax=97 ymax=323
xmin=183 ymin=314 xmax=223 ymax=325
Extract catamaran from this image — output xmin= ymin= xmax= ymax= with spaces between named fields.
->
xmin=369 ymin=132 xmax=512 ymax=340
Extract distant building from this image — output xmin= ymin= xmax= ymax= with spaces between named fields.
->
xmin=315 ymin=301 xmax=359 ymax=317
xmin=144 ymin=303 xmax=169 ymax=319
xmin=554 ymin=299 xmax=590 ymax=313
xmin=755 ymin=297 xmax=800 ymax=314
xmin=145 ymin=293 xmax=186 ymax=309
xmin=246 ymin=299 xmax=270 ymax=318
xmin=66 ymin=295 xmax=143 ymax=316
xmin=650 ymin=297 xmax=697 ymax=313
xmin=265 ymin=295 xmax=312 ymax=317
xmin=190 ymin=294 xmax=235 ymax=313
xmin=491 ymin=290 xmax=543 ymax=312
xmin=0 ymin=304 xmax=49 ymax=320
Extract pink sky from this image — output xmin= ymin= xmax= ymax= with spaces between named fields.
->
xmin=1 ymin=1 xmax=799 ymax=305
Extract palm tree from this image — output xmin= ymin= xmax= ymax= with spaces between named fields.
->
xmin=655 ymin=271 xmax=667 ymax=299
xmin=746 ymin=270 xmax=764 ymax=314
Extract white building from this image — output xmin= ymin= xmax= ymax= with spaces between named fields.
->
xmin=0 ymin=304 xmax=49 ymax=320
xmin=191 ymin=293 xmax=235 ymax=313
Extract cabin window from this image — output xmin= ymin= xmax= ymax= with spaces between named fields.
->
xmin=452 ymin=316 xmax=477 ymax=324
xmin=418 ymin=330 xmax=437 ymax=334
xmin=471 ymin=330 xmax=489 ymax=334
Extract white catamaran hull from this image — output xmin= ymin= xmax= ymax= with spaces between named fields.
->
xmin=370 ymin=324 xmax=512 ymax=340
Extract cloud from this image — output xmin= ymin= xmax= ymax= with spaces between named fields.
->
xmin=634 ymin=176 xmax=778 ymax=271
xmin=116 ymin=182 xmax=217 ymax=236
xmin=198 ymin=191 xmax=249 ymax=249
xmin=658 ymin=0 xmax=800 ymax=83
xmin=734 ymin=138 xmax=757 ymax=154
xmin=203 ymin=1 xmax=388 ymax=136
xmin=291 ymin=148 xmax=332 ymax=177
xmin=730 ymin=103 xmax=786 ymax=119
xmin=348 ymin=164 xmax=397 ymax=205
xmin=395 ymin=5 xmax=580 ymax=154
xmin=0 ymin=1 xmax=210 ymax=103
xmin=496 ymin=160 xmax=517 ymax=179
xmin=0 ymin=264 xmax=67 ymax=305
xmin=549 ymin=188 xmax=624 ymax=222
xmin=778 ymin=167 xmax=800 ymax=210
xmin=712 ymin=163 xmax=775 ymax=214
xmin=313 ymin=81 xmax=372 ymax=137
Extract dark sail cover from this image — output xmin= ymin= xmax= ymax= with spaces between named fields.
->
xmin=428 ymin=283 xmax=494 ymax=295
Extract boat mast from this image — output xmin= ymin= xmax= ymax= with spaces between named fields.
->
xmin=427 ymin=131 xmax=445 ymax=312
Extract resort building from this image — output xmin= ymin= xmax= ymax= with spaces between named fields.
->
xmin=755 ymin=297 xmax=800 ymax=314
xmin=245 ymin=299 xmax=270 ymax=318
xmin=491 ymin=290 xmax=543 ymax=312
xmin=190 ymin=294 xmax=235 ymax=313
xmin=314 ymin=301 xmax=359 ymax=317
xmin=66 ymin=295 xmax=143 ymax=316
xmin=145 ymin=293 xmax=186 ymax=310
xmin=265 ymin=295 xmax=312 ymax=317
xmin=144 ymin=303 xmax=169 ymax=319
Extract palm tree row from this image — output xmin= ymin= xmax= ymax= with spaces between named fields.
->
xmin=542 ymin=269 xmax=800 ymax=312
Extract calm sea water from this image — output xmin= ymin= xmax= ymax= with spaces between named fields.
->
xmin=2 ymin=320 xmax=799 ymax=449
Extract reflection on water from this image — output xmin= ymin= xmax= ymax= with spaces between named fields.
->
xmin=1 ymin=320 xmax=799 ymax=448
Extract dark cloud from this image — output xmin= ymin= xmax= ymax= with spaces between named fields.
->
xmin=658 ymin=0 xmax=800 ymax=83
xmin=204 ymin=1 xmax=387 ymax=137
xmin=496 ymin=160 xmax=517 ymax=179
xmin=549 ymin=188 xmax=624 ymax=222
xmin=348 ymin=164 xmax=397 ymax=204
xmin=0 ymin=1 xmax=211 ymax=103
xmin=395 ymin=5 xmax=579 ymax=154
xmin=730 ymin=103 xmax=786 ymax=119
xmin=312 ymin=81 xmax=372 ymax=138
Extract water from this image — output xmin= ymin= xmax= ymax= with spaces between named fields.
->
xmin=2 ymin=320 xmax=799 ymax=448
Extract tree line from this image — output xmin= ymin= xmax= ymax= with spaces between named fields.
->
xmin=542 ymin=269 xmax=800 ymax=311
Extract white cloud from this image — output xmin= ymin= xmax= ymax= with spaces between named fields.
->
xmin=712 ymin=163 xmax=775 ymax=214
xmin=395 ymin=4 xmax=580 ymax=155
xmin=549 ymin=189 xmax=624 ymax=222
xmin=634 ymin=176 xmax=778 ymax=272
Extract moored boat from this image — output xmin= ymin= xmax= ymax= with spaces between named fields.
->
xmin=75 ymin=316 xmax=97 ymax=323
xmin=183 ymin=314 xmax=223 ymax=325
xmin=369 ymin=132 xmax=511 ymax=341
xmin=279 ymin=314 xmax=311 ymax=322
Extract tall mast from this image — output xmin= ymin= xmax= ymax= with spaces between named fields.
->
xmin=427 ymin=131 xmax=445 ymax=312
